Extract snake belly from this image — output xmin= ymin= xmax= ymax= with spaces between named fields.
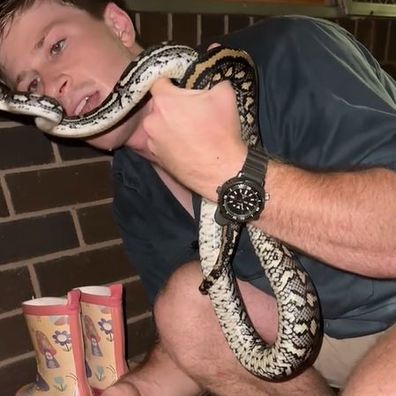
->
xmin=0 ymin=44 xmax=322 ymax=380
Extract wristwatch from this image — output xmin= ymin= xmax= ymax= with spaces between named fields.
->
xmin=215 ymin=145 xmax=270 ymax=225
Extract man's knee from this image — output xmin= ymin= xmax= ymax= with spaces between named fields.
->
xmin=343 ymin=324 xmax=396 ymax=396
xmin=155 ymin=261 xmax=203 ymax=310
xmin=153 ymin=261 xmax=235 ymax=376
xmin=153 ymin=261 xmax=217 ymax=344
xmin=151 ymin=262 xmax=333 ymax=395
xmin=153 ymin=261 xmax=279 ymax=350
xmin=152 ymin=262 xmax=276 ymax=373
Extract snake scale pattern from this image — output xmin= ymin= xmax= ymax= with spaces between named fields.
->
xmin=0 ymin=44 xmax=322 ymax=380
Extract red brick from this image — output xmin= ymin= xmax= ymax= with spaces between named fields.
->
xmin=77 ymin=203 xmax=120 ymax=244
xmin=0 ymin=357 xmax=36 ymax=396
xmin=0 ymin=186 xmax=8 ymax=217
xmin=56 ymin=138 xmax=108 ymax=161
xmin=0 ymin=267 xmax=34 ymax=313
xmin=6 ymin=161 xmax=113 ymax=213
xmin=126 ymin=316 xmax=156 ymax=358
xmin=124 ymin=280 xmax=151 ymax=318
xmin=0 ymin=213 xmax=78 ymax=265
xmin=36 ymin=244 xmax=135 ymax=296
xmin=0 ymin=314 xmax=32 ymax=360
xmin=0 ymin=124 xmax=54 ymax=170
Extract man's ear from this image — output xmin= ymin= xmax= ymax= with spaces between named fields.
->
xmin=103 ymin=2 xmax=136 ymax=47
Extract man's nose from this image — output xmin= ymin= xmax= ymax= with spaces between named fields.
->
xmin=46 ymin=74 xmax=70 ymax=101
xmin=44 ymin=73 xmax=73 ymax=114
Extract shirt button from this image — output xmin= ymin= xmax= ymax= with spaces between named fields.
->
xmin=190 ymin=240 xmax=199 ymax=250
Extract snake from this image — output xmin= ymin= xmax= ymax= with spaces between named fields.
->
xmin=0 ymin=44 xmax=322 ymax=380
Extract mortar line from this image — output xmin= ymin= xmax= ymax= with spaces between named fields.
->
xmin=0 ymin=174 xmax=15 ymax=217
xmin=135 ymin=12 xmax=141 ymax=35
xmin=126 ymin=311 xmax=152 ymax=325
xmin=224 ymin=15 xmax=229 ymax=35
xmin=51 ymin=141 xmax=62 ymax=164
xmin=0 ymin=352 xmax=35 ymax=369
xmin=27 ymin=262 xmax=42 ymax=298
xmin=167 ymin=13 xmax=173 ymax=42
xmin=71 ymin=207 xmax=86 ymax=247
xmin=196 ymin=14 xmax=202 ymax=46
xmin=0 ymin=197 xmax=113 ymax=224
xmin=384 ymin=20 xmax=392 ymax=63
xmin=1 ymin=156 xmax=111 ymax=176
xmin=0 ymin=239 xmax=123 ymax=270
xmin=0 ymin=308 xmax=23 ymax=320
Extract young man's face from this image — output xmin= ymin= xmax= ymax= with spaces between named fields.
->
xmin=0 ymin=0 xmax=149 ymax=152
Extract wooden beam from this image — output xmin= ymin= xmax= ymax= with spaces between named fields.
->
xmin=124 ymin=0 xmax=396 ymax=18
xmin=124 ymin=0 xmax=342 ymax=18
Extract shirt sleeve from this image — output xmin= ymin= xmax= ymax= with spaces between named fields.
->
xmin=222 ymin=16 xmax=396 ymax=171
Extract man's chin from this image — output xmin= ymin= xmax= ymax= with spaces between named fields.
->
xmin=84 ymin=129 xmax=128 ymax=151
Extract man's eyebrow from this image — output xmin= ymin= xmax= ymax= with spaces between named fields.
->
xmin=15 ymin=25 xmax=53 ymax=87
xmin=33 ymin=22 xmax=55 ymax=54
xmin=34 ymin=35 xmax=46 ymax=51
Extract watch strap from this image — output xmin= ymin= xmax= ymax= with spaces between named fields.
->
xmin=240 ymin=146 xmax=269 ymax=187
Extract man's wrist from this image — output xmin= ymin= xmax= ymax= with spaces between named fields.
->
xmin=215 ymin=145 xmax=270 ymax=224
xmin=205 ymin=144 xmax=248 ymax=202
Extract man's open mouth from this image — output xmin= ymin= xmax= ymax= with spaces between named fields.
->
xmin=74 ymin=92 xmax=100 ymax=116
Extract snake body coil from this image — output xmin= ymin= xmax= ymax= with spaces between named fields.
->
xmin=0 ymin=44 xmax=322 ymax=380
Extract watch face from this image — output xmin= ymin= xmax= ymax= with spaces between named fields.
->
xmin=221 ymin=179 xmax=264 ymax=222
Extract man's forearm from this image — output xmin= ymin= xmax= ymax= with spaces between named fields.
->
xmin=256 ymin=162 xmax=396 ymax=277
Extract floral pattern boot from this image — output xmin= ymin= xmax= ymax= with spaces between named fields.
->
xmin=16 ymin=290 xmax=92 ymax=396
xmin=77 ymin=284 xmax=128 ymax=395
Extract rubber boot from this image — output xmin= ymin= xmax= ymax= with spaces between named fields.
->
xmin=15 ymin=290 xmax=92 ymax=396
xmin=77 ymin=284 xmax=128 ymax=395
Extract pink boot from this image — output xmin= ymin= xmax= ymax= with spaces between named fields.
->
xmin=77 ymin=285 xmax=128 ymax=395
xmin=16 ymin=290 xmax=92 ymax=396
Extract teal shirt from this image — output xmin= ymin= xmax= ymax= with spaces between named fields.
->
xmin=113 ymin=16 xmax=396 ymax=339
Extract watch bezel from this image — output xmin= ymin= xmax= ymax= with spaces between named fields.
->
xmin=217 ymin=176 xmax=264 ymax=223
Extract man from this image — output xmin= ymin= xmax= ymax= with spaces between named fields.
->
xmin=1 ymin=1 xmax=395 ymax=395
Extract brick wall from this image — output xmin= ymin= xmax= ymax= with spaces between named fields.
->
xmin=1 ymin=9 xmax=396 ymax=395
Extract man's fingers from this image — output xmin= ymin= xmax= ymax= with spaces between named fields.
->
xmin=150 ymin=76 xmax=203 ymax=97
xmin=208 ymin=42 xmax=221 ymax=50
xmin=150 ymin=77 xmax=174 ymax=95
xmin=102 ymin=381 xmax=140 ymax=396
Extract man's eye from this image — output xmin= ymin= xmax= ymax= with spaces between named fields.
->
xmin=50 ymin=39 xmax=66 ymax=56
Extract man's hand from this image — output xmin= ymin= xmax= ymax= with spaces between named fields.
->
xmin=101 ymin=342 xmax=203 ymax=396
xmin=143 ymin=78 xmax=247 ymax=202
xmin=103 ymin=381 xmax=141 ymax=396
